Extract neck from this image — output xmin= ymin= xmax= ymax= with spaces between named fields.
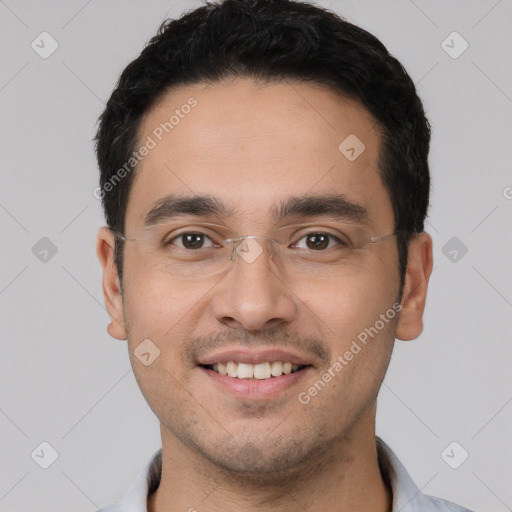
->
xmin=148 ymin=407 xmax=391 ymax=512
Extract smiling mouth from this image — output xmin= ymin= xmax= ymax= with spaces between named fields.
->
xmin=200 ymin=361 xmax=310 ymax=380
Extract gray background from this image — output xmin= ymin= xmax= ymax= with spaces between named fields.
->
xmin=1 ymin=0 xmax=511 ymax=510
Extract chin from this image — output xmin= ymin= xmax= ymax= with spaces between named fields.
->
xmin=197 ymin=435 xmax=328 ymax=481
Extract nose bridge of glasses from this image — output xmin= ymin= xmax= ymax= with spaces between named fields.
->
xmin=226 ymin=235 xmax=279 ymax=265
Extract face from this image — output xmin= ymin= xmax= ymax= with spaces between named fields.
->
xmin=98 ymin=78 xmax=432 ymax=477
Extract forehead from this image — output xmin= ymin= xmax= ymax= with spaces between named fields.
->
xmin=125 ymin=78 xmax=393 ymax=231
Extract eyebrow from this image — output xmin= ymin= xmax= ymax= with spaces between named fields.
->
xmin=143 ymin=193 xmax=368 ymax=227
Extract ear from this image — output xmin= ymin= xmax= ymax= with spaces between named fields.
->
xmin=395 ymin=232 xmax=433 ymax=341
xmin=96 ymin=227 xmax=127 ymax=340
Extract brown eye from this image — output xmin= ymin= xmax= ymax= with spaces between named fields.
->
xmin=306 ymin=233 xmax=329 ymax=250
xmin=294 ymin=232 xmax=342 ymax=251
xmin=169 ymin=233 xmax=215 ymax=249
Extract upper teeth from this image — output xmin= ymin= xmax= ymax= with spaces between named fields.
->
xmin=211 ymin=361 xmax=301 ymax=379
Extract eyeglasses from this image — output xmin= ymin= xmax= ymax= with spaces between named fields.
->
xmin=114 ymin=221 xmax=399 ymax=280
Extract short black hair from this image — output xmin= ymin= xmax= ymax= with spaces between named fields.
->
xmin=95 ymin=0 xmax=431 ymax=291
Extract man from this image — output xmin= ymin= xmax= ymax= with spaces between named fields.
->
xmin=95 ymin=0 xmax=473 ymax=510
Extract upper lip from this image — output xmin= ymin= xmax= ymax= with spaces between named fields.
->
xmin=197 ymin=348 xmax=313 ymax=367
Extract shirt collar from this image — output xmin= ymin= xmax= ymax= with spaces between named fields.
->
xmin=121 ymin=448 xmax=161 ymax=512
xmin=377 ymin=437 xmax=432 ymax=511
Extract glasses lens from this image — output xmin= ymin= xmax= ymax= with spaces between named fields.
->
xmin=122 ymin=222 xmax=394 ymax=280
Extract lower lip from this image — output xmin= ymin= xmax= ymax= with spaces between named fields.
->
xmin=199 ymin=366 xmax=312 ymax=400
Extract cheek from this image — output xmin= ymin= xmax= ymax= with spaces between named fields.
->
xmin=304 ymin=281 xmax=396 ymax=399
xmin=292 ymin=262 xmax=398 ymax=339
xmin=121 ymin=262 xmax=208 ymax=347
xmin=122 ymin=272 xmax=205 ymax=402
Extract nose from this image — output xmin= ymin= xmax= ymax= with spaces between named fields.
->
xmin=211 ymin=237 xmax=297 ymax=331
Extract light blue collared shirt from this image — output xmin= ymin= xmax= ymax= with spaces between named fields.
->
xmin=99 ymin=438 xmax=474 ymax=512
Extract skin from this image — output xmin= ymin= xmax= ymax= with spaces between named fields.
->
xmin=97 ymin=78 xmax=433 ymax=512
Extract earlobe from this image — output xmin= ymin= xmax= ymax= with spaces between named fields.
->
xmin=96 ymin=227 xmax=128 ymax=340
xmin=395 ymin=232 xmax=433 ymax=341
